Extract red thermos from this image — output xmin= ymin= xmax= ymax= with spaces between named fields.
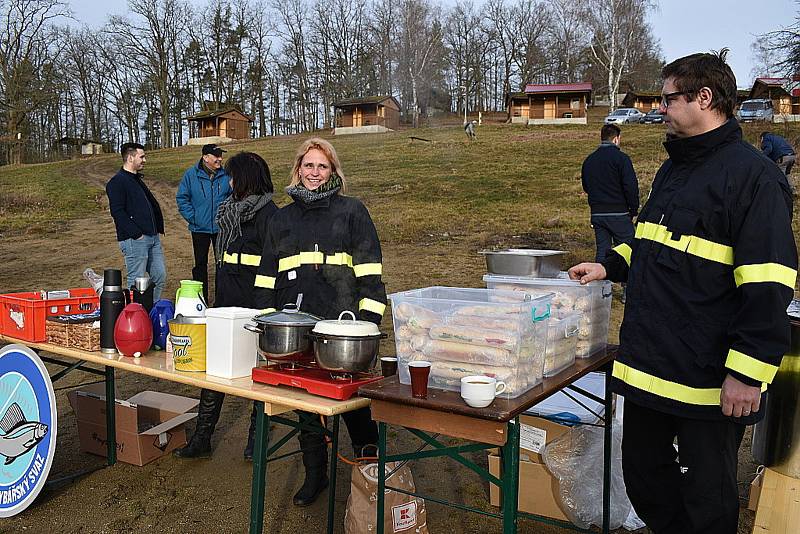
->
xmin=114 ymin=302 xmax=153 ymax=357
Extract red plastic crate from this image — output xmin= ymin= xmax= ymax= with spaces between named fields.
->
xmin=0 ymin=288 xmax=100 ymax=342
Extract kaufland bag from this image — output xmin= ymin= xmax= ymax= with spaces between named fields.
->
xmin=344 ymin=461 xmax=429 ymax=534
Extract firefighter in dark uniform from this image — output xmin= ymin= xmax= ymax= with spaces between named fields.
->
xmin=254 ymin=137 xmax=387 ymax=507
xmin=569 ymin=50 xmax=797 ymax=534
xmin=175 ymin=152 xmax=278 ymax=460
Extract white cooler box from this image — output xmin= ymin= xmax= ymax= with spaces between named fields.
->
xmin=205 ymin=307 xmax=260 ymax=378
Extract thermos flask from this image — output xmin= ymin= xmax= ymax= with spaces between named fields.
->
xmin=100 ymin=269 xmax=128 ymax=354
xmin=131 ymin=275 xmax=154 ymax=313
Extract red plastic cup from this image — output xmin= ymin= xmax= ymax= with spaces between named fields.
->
xmin=408 ymin=361 xmax=432 ymax=398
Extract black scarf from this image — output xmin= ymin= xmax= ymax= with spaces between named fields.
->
xmin=286 ymin=174 xmax=342 ymax=204
xmin=214 ymin=193 xmax=272 ymax=263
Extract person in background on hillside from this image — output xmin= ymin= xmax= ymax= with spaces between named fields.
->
xmin=106 ymin=142 xmax=167 ymax=300
xmin=581 ymin=123 xmax=638 ymax=302
xmin=175 ymin=152 xmax=278 ymax=461
xmin=176 ymin=143 xmax=232 ymax=304
xmin=760 ymin=131 xmax=796 ymax=176
xmin=254 ymin=138 xmax=386 ymax=507
xmin=464 ymin=120 xmax=477 ymax=140
xmin=569 ymin=50 xmax=797 ymax=533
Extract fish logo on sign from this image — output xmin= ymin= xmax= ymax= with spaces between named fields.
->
xmin=0 ymin=344 xmax=57 ymax=518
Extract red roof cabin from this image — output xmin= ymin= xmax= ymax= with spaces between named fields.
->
xmin=748 ymin=78 xmax=800 ymax=121
xmin=507 ymin=83 xmax=592 ymax=125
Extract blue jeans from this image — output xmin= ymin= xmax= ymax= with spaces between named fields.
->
xmin=118 ymin=234 xmax=167 ymax=300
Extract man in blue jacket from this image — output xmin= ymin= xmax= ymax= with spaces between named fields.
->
xmin=760 ymin=131 xmax=795 ymax=176
xmin=176 ymin=143 xmax=232 ymax=303
xmin=581 ymin=123 xmax=640 ymax=263
xmin=106 ymin=142 xmax=167 ymax=300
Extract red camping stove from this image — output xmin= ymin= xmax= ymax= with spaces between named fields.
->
xmin=251 ymin=363 xmax=383 ymax=400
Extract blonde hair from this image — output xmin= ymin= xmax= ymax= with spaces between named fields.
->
xmin=289 ymin=137 xmax=347 ymax=192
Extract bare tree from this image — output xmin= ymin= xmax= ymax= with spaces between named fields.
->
xmin=0 ymin=0 xmax=69 ymax=164
xmin=586 ymin=0 xmax=652 ymax=109
xmin=752 ymin=4 xmax=800 ymax=79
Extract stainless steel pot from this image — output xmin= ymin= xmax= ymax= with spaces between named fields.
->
xmin=244 ymin=305 xmax=322 ymax=362
xmin=479 ymin=249 xmax=565 ymax=277
xmin=307 ymin=332 xmax=388 ymax=372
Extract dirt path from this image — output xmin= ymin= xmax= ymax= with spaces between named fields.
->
xmin=0 ymin=157 xmax=759 ymax=533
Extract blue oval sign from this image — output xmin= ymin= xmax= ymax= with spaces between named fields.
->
xmin=0 ymin=344 xmax=57 ymax=517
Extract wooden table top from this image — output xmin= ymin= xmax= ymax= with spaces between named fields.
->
xmin=0 ymin=334 xmax=370 ymax=416
xmin=359 ymin=346 xmax=617 ymax=423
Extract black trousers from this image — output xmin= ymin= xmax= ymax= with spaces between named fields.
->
xmin=591 ymin=214 xmax=634 ymax=263
xmin=622 ymin=400 xmax=746 ymax=534
xmin=296 ymin=406 xmax=378 ymax=462
xmin=190 ymin=232 xmax=217 ymax=304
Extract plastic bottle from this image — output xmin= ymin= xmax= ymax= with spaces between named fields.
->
xmin=83 ymin=268 xmax=105 ymax=295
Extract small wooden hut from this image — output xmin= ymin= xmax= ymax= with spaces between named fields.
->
xmin=187 ymin=102 xmax=253 ymax=141
xmin=333 ymin=96 xmax=400 ymax=135
xmin=507 ymin=83 xmax=592 ymax=125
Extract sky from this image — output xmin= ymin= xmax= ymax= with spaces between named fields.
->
xmin=63 ymin=0 xmax=798 ymax=89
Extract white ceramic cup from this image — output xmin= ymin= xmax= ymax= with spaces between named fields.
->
xmin=460 ymin=375 xmax=506 ymax=408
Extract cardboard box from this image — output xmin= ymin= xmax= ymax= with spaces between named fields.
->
xmin=68 ymin=385 xmax=198 ymax=466
xmin=488 ymin=415 xmax=572 ymax=521
xmin=753 ymin=467 xmax=800 ymax=534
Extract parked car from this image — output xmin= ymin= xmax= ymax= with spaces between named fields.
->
xmin=604 ymin=108 xmax=645 ymax=124
xmin=737 ymin=99 xmax=774 ymax=122
xmin=639 ymin=109 xmax=664 ymax=124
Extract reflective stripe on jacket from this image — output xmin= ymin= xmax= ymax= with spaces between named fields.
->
xmin=253 ymin=193 xmax=387 ymax=324
xmin=603 ymin=119 xmax=797 ymax=422
xmin=215 ymin=201 xmax=278 ymax=308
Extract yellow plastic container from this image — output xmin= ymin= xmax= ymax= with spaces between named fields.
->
xmin=168 ymin=316 xmax=206 ymax=372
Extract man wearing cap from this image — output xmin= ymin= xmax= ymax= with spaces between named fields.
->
xmin=176 ymin=143 xmax=232 ymax=303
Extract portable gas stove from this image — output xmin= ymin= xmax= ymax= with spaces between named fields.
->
xmin=251 ymin=362 xmax=383 ymax=400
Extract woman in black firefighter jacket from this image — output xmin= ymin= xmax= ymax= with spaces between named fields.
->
xmin=254 ymin=137 xmax=387 ymax=506
xmin=175 ymin=152 xmax=278 ymax=460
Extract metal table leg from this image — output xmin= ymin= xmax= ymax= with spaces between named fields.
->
xmin=327 ymin=415 xmax=340 ymax=534
xmin=104 ymin=366 xmax=116 ymax=466
xmin=500 ymin=417 xmax=521 ymax=534
xmin=249 ymin=401 xmax=270 ymax=534
xmin=376 ymin=421 xmax=387 ymax=534
xmin=602 ymin=365 xmax=613 ymax=534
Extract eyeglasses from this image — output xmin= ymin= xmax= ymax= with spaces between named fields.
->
xmin=660 ymin=91 xmax=692 ymax=108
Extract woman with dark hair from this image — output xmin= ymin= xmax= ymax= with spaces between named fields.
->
xmin=254 ymin=138 xmax=387 ymax=506
xmin=175 ymin=152 xmax=278 ymax=460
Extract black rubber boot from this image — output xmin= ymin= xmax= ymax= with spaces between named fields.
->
xmin=243 ymin=402 xmax=258 ymax=461
xmin=293 ymin=413 xmax=329 ymax=507
xmin=174 ymin=389 xmax=224 ymax=458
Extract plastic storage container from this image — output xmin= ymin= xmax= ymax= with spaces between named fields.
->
xmin=544 ymin=312 xmax=579 ymax=377
xmin=0 ymin=288 xmax=100 ymax=342
xmin=389 ymin=287 xmax=552 ymax=398
xmin=205 ymin=307 xmax=260 ymax=378
xmin=483 ymin=274 xmax=612 ymax=358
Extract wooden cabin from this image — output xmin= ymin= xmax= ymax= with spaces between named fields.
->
xmin=57 ymin=137 xmax=105 ymax=157
xmin=507 ymin=83 xmax=592 ymax=125
xmin=621 ymin=91 xmax=661 ymax=112
xmin=333 ymin=96 xmax=400 ymax=135
xmin=749 ymin=78 xmax=800 ymax=120
xmin=187 ymin=104 xmax=253 ymax=141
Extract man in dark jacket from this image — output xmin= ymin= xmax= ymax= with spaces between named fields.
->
xmin=581 ymin=123 xmax=639 ymax=263
xmin=569 ymin=50 xmax=797 ymax=533
xmin=106 ymin=142 xmax=167 ymax=300
xmin=176 ymin=143 xmax=232 ymax=303
xmin=760 ymin=131 xmax=795 ymax=175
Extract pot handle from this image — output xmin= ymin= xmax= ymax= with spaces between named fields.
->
xmin=243 ymin=323 xmax=263 ymax=334
xmin=338 ymin=310 xmax=357 ymax=321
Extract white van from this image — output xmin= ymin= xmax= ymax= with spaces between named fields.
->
xmin=737 ymin=99 xmax=774 ymax=122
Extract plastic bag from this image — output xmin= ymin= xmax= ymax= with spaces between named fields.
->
xmin=542 ymin=419 xmax=632 ymax=530
xmin=83 ymin=268 xmax=104 ymax=295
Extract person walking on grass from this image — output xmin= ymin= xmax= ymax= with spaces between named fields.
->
xmin=106 ymin=142 xmax=167 ymax=300
xmin=176 ymin=143 xmax=232 ymax=304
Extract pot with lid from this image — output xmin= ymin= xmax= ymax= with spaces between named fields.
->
xmin=307 ymin=311 xmax=388 ymax=372
xmin=244 ymin=304 xmax=322 ymax=362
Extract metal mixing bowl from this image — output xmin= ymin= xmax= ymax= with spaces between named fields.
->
xmin=307 ymin=332 xmax=387 ymax=372
xmin=479 ymin=249 xmax=565 ymax=277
